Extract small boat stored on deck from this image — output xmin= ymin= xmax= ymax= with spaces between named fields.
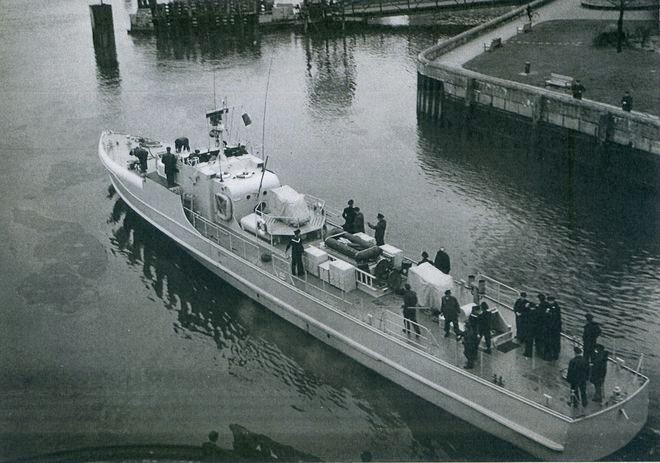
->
xmin=98 ymin=104 xmax=649 ymax=461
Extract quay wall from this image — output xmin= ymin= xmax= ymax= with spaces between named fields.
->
xmin=416 ymin=2 xmax=660 ymax=186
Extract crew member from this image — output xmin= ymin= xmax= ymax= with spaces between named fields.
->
xmin=353 ymin=207 xmax=365 ymax=234
xmin=545 ymin=296 xmax=562 ymax=361
xmin=285 ymin=229 xmax=305 ymax=276
xmin=477 ymin=301 xmax=492 ymax=354
xmin=368 ymin=213 xmax=387 ymax=246
xmin=175 ymin=136 xmax=190 ymax=153
xmin=463 ymin=307 xmax=479 ymax=369
xmin=401 ymin=284 xmax=421 ymax=339
xmin=582 ymin=313 xmax=601 ymax=362
xmin=434 ymin=247 xmax=451 ymax=274
xmin=513 ymin=291 xmax=529 ymax=342
xmin=536 ymin=293 xmax=550 ymax=359
xmin=161 ymin=146 xmax=178 ymax=187
xmin=342 ymin=199 xmax=356 ymax=232
xmin=523 ymin=302 xmax=539 ymax=357
xmin=131 ymin=146 xmax=149 ymax=174
xmin=567 ymin=346 xmax=589 ymax=408
xmin=440 ymin=289 xmax=462 ymax=338
xmin=417 ymin=251 xmax=433 ymax=266
xmin=589 ymin=343 xmax=608 ymax=403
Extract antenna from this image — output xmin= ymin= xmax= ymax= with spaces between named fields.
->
xmin=213 ymin=69 xmax=217 ymax=110
xmin=261 ymin=55 xmax=274 ymax=160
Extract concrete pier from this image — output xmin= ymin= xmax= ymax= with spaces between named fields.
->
xmin=417 ymin=0 xmax=660 ymax=187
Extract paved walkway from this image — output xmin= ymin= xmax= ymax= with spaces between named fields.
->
xmin=435 ymin=0 xmax=655 ymax=67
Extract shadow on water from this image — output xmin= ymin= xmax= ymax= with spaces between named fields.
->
xmin=106 ymin=196 xmax=529 ymax=461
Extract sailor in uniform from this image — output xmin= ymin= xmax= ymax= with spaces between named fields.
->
xmin=285 ymin=229 xmax=305 ymax=276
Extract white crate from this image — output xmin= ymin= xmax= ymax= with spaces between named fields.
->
xmin=379 ymin=244 xmax=404 ymax=269
xmin=304 ymin=246 xmax=329 ymax=277
xmin=354 ymin=232 xmax=376 ymax=246
xmin=319 ymin=260 xmax=331 ymax=283
xmin=329 ymin=260 xmax=356 ymax=292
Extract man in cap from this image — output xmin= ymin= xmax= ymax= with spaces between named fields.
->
xmin=462 ymin=306 xmax=480 ymax=368
xmin=544 ymin=296 xmax=562 ymax=361
xmin=440 ymin=289 xmax=462 ymax=338
xmin=401 ymin=283 xmax=420 ymax=339
xmin=131 ymin=146 xmax=149 ymax=175
xmin=582 ymin=313 xmax=601 ymax=362
xmin=342 ymin=199 xmax=356 ymax=233
xmin=589 ymin=343 xmax=608 ymax=403
xmin=536 ymin=293 xmax=550 ymax=359
xmin=417 ymin=251 xmax=432 ymax=266
xmin=285 ymin=229 xmax=305 ymax=276
xmin=434 ymin=247 xmax=451 ymax=274
xmin=161 ymin=146 xmax=178 ymax=187
xmin=567 ymin=346 xmax=589 ymax=408
xmin=353 ymin=207 xmax=365 ymax=234
xmin=477 ymin=301 xmax=492 ymax=354
xmin=513 ymin=291 xmax=529 ymax=342
xmin=368 ymin=213 xmax=387 ymax=246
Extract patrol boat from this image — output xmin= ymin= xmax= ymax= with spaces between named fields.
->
xmin=98 ymin=105 xmax=649 ymax=461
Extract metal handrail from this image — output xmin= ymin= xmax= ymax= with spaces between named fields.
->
xmin=379 ymin=308 xmax=441 ymax=353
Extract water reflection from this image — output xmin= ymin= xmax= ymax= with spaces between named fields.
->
xmin=301 ymin=34 xmax=356 ymax=116
xmin=145 ymin=29 xmax=262 ymax=62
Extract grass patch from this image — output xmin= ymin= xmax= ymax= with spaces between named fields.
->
xmin=464 ymin=20 xmax=660 ymax=115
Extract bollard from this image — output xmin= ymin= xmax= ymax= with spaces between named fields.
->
xmin=525 ymin=62 xmax=531 ymax=74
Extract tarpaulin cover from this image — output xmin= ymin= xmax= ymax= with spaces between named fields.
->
xmin=407 ymin=263 xmax=454 ymax=310
xmin=269 ymin=185 xmax=311 ymax=226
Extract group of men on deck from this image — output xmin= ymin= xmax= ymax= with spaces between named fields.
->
xmin=513 ymin=292 xmax=562 ymax=361
xmin=341 ymin=199 xmax=386 ymax=246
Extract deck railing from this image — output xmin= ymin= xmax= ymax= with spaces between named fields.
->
xmin=379 ymin=308 xmax=441 ymax=354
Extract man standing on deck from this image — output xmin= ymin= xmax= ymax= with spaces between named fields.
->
xmin=582 ymin=313 xmax=601 ymax=362
xmin=567 ymin=346 xmax=589 ymax=408
xmin=536 ymin=293 xmax=551 ymax=359
xmin=463 ymin=307 xmax=480 ymax=369
xmin=440 ymin=289 xmax=462 ymax=338
xmin=342 ymin=199 xmax=356 ymax=232
xmin=477 ymin=301 xmax=492 ymax=354
xmin=523 ymin=302 xmax=539 ymax=357
xmin=434 ymin=247 xmax=451 ymax=274
xmin=589 ymin=343 xmax=608 ymax=403
xmin=285 ymin=229 xmax=305 ymax=276
xmin=131 ymin=146 xmax=149 ymax=175
xmin=418 ymin=251 xmax=433 ymax=266
xmin=544 ymin=296 xmax=562 ymax=361
xmin=162 ymin=146 xmax=178 ymax=187
xmin=401 ymin=284 xmax=421 ymax=339
xmin=353 ymin=207 xmax=365 ymax=234
xmin=368 ymin=213 xmax=387 ymax=246
xmin=513 ymin=292 xmax=529 ymax=342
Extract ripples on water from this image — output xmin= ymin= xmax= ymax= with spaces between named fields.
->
xmin=0 ymin=0 xmax=658 ymax=459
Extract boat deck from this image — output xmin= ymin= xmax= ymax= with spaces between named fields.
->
xmin=190 ymin=216 xmax=644 ymax=420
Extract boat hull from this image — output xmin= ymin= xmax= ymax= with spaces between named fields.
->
xmin=103 ymin=147 xmax=648 ymax=461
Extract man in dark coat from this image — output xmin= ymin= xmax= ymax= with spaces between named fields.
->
xmin=589 ymin=343 xmax=608 ymax=403
xmin=571 ymin=79 xmax=585 ymax=100
xmin=567 ymin=346 xmax=589 ymax=408
xmin=368 ymin=213 xmax=386 ymax=246
xmin=621 ymin=91 xmax=633 ymax=112
xmin=353 ymin=207 xmax=365 ymax=234
xmin=131 ymin=146 xmax=149 ymax=174
xmin=582 ymin=313 xmax=601 ymax=362
xmin=342 ymin=200 xmax=356 ymax=232
xmin=463 ymin=307 xmax=480 ymax=369
xmin=523 ymin=302 xmax=539 ymax=357
xmin=544 ymin=296 xmax=562 ymax=361
xmin=434 ymin=247 xmax=451 ymax=274
xmin=440 ymin=289 xmax=462 ymax=338
xmin=175 ymin=136 xmax=190 ymax=153
xmin=161 ymin=146 xmax=178 ymax=187
xmin=285 ymin=229 xmax=305 ymax=276
xmin=477 ymin=301 xmax=492 ymax=353
xmin=513 ymin=292 xmax=529 ymax=342
xmin=401 ymin=284 xmax=420 ymax=339
xmin=536 ymin=293 xmax=551 ymax=359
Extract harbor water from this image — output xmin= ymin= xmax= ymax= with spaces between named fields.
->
xmin=0 ymin=0 xmax=658 ymax=460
